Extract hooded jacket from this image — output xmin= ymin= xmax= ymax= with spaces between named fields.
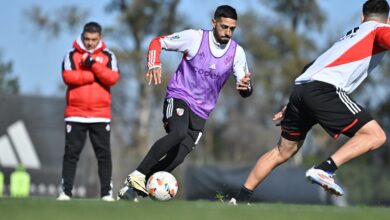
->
xmin=62 ymin=36 xmax=119 ymax=120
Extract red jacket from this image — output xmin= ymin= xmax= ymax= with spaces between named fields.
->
xmin=62 ymin=38 xmax=120 ymax=119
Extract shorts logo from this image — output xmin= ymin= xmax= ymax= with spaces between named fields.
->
xmin=105 ymin=124 xmax=110 ymax=131
xmin=66 ymin=124 xmax=72 ymax=133
xmin=176 ymin=108 xmax=184 ymax=116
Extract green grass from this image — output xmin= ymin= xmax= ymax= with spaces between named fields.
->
xmin=1 ymin=198 xmax=390 ymax=220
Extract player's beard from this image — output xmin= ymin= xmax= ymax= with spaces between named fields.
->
xmin=218 ymin=37 xmax=230 ymax=44
xmin=213 ymin=29 xmax=230 ymax=44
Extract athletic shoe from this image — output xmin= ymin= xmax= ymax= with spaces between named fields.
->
xmin=57 ymin=192 xmax=71 ymax=201
xmin=305 ymin=167 xmax=344 ymax=196
xmin=117 ymin=185 xmax=130 ymax=199
xmin=228 ymin=197 xmax=251 ymax=205
xmin=124 ymin=174 xmax=148 ymax=197
xmin=228 ymin=198 xmax=237 ymax=205
xmin=101 ymin=195 xmax=115 ymax=202
xmin=116 ymin=185 xmax=139 ymax=202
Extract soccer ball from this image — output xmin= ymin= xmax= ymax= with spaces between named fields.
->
xmin=146 ymin=171 xmax=178 ymax=201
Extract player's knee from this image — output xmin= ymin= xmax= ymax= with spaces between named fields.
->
xmin=360 ymin=121 xmax=387 ymax=150
xmin=278 ymin=149 xmax=295 ymax=162
xmin=372 ymin=128 xmax=386 ymax=150
xmin=277 ymin=140 xmax=299 ymax=161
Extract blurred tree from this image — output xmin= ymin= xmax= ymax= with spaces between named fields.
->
xmin=25 ymin=0 xmax=388 ymax=164
xmin=24 ymin=0 xmax=186 ymax=195
xmin=105 ymin=0 xmax=185 ymax=156
xmin=367 ymin=67 xmax=390 ymax=166
xmin=25 ymin=0 xmax=185 ymax=154
xmin=260 ymin=0 xmax=325 ymax=32
xmin=23 ymin=1 xmax=390 ymax=203
xmin=25 ymin=5 xmax=88 ymax=38
xmin=0 ymin=51 xmax=19 ymax=94
xmin=203 ymin=1 xmax=326 ymax=162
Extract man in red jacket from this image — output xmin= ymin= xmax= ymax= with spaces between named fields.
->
xmin=57 ymin=22 xmax=120 ymax=201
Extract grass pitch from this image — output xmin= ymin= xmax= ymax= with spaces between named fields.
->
xmin=1 ymin=198 xmax=389 ymax=220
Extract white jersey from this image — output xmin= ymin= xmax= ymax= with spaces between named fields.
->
xmin=295 ymin=21 xmax=390 ymax=94
xmin=158 ymin=29 xmax=249 ymax=82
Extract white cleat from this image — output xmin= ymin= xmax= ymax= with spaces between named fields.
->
xmin=228 ymin=198 xmax=237 ymax=205
xmin=117 ymin=185 xmax=130 ymax=200
xmin=101 ymin=195 xmax=115 ymax=202
xmin=228 ymin=198 xmax=250 ymax=205
xmin=117 ymin=185 xmax=139 ymax=202
xmin=306 ymin=167 xmax=344 ymax=196
xmin=57 ymin=192 xmax=71 ymax=201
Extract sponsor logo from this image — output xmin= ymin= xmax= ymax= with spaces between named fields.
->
xmin=0 ymin=120 xmax=41 ymax=169
xmin=339 ymin=27 xmax=359 ymax=41
xmin=194 ymin=66 xmax=219 ymax=80
xmin=209 ymin=64 xmax=216 ymax=70
xmin=169 ymin=35 xmax=181 ymax=40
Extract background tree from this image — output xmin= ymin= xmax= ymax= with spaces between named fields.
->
xmin=260 ymin=0 xmax=325 ymax=32
xmin=25 ymin=0 xmax=186 ymax=149
xmin=0 ymin=51 xmax=19 ymax=94
xmin=200 ymin=0 xmax=326 ymax=163
xmin=105 ymin=0 xmax=185 ymax=156
xmin=25 ymin=5 xmax=88 ymax=39
xmin=25 ymin=0 xmax=187 ymax=193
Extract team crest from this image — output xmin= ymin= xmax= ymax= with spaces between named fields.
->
xmin=95 ymin=56 xmax=104 ymax=63
xmin=176 ymin=108 xmax=184 ymax=116
xmin=224 ymin=55 xmax=234 ymax=65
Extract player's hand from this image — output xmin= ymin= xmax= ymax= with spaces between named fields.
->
xmin=273 ymin=106 xmax=287 ymax=126
xmin=236 ymin=72 xmax=251 ymax=91
xmin=145 ymin=67 xmax=162 ymax=85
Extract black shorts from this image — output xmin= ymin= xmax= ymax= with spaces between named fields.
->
xmin=162 ymin=98 xmax=206 ymax=144
xmin=281 ymin=81 xmax=373 ymax=141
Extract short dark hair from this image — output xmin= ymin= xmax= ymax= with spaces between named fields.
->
xmin=214 ymin=5 xmax=237 ymax=20
xmin=363 ymin=0 xmax=389 ymax=20
xmin=82 ymin=21 xmax=102 ymax=35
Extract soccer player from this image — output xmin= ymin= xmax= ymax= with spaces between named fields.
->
xmin=118 ymin=5 xmax=252 ymax=199
xmin=57 ymin=22 xmax=120 ymax=201
xmin=230 ymin=0 xmax=389 ymax=204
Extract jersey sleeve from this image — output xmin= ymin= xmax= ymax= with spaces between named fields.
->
xmin=375 ymin=26 xmax=390 ymax=49
xmin=146 ymin=29 xmax=202 ymax=69
xmin=233 ymin=45 xmax=249 ymax=82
